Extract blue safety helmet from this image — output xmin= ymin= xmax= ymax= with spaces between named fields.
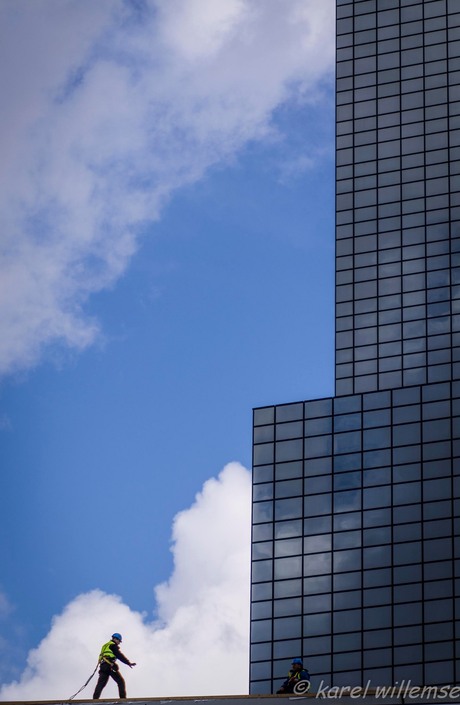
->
xmin=292 ymin=658 xmax=303 ymax=665
xmin=112 ymin=633 xmax=122 ymax=642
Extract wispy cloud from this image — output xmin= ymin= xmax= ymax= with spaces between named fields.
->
xmin=0 ymin=590 xmax=13 ymax=620
xmin=0 ymin=462 xmax=252 ymax=699
xmin=0 ymin=0 xmax=334 ymax=376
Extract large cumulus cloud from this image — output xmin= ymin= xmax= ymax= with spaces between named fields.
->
xmin=0 ymin=462 xmax=251 ymax=699
xmin=0 ymin=0 xmax=334 ymax=376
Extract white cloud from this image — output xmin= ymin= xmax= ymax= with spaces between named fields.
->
xmin=0 ymin=0 xmax=334 ymax=376
xmin=0 ymin=462 xmax=252 ymax=700
xmin=0 ymin=591 xmax=13 ymax=620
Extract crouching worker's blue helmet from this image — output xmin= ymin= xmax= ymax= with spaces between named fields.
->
xmin=112 ymin=633 xmax=122 ymax=642
xmin=292 ymin=658 xmax=303 ymax=665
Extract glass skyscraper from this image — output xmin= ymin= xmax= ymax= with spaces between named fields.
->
xmin=250 ymin=0 xmax=460 ymax=694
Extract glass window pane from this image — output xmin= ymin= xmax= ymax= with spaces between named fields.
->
xmin=334 ymin=632 xmax=362 ymax=653
xmin=334 ymin=530 xmax=362 ymax=549
xmin=305 ymin=457 xmax=332 ymax=476
xmin=251 ymin=619 xmax=272 ymax=642
xmin=276 ymin=439 xmax=303 ymax=462
xmin=305 ymin=417 xmax=333 ymax=436
xmin=275 ymin=579 xmax=302 ymax=599
xmin=334 ymin=609 xmax=362 ymax=633
xmin=364 ymin=485 xmax=392 ymax=509
xmin=276 ymin=421 xmax=303 ymax=440
xmin=253 ymin=542 xmax=273 ymax=560
xmin=275 ymin=461 xmax=303 ymax=480
xmin=303 ymin=534 xmax=332 ymax=554
xmin=304 ymin=494 xmax=332 ymax=517
xmin=254 ymin=426 xmax=275 ymax=443
xmin=274 ymin=556 xmax=302 ymax=580
xmin=364 ymin=545 xmax=392 ymax=569
xmin=334 ymin=548 xmax=362 ymax=572
xmin=306 ymin=475 xmax=332 ymax=494
xmin=276 ymin=403 xmax=303 ymax=422
xmin=275 ymin=498 xmax=303 ymax=521
xmin=275 ymin=519 xmax=302 ymax=539
xmin=334 ymin=413 xmax=362 ymax=431
xmin=364 ymin=526 xmax=391 ymax=546
xmin=394 ymin=602 xmax=423 ymax=626
xmin=393 ymin=541 xmax=422 ymax=565
xmin=274 ymin=616 xmax=302 ymax=639
xmin=275 ymin=538 xmax=302 ymax=558
xmin=304 ymin=516 xmax=331 ymax=535
xmin=363 ymin=605 xmax=392 ymax=630
xmin=253 ymin=524 xmax=273 ymax=542
xmin=254 ymin=408 xmax=275 ymax=426
xmin=303 ymin=553 xmax=332 ymax=576
xmin=303 ymin=612 xmax=332 ymax=636
xmin=304 ymin=594 xmax=331 ymax=614
xmin=254 ymin=444 xmax=274 ymax=465
xmin=303 ymin=575 xmax=331 ymax=596
xmin=253 ymin=465 xmax=274 ymax=484
xmin=335 ymin=489 xmax=362 ymax=513
xmin=253 ymin=502 xmax=273 ymax=524
xmin=253 ymin=483 xmax=273 ymax=501
xmin=334 ymin=590 xmax=362 ymax=610
xmin=364 ymin=427 xmax=392 ymax=449
xmin=275 ymin=479 xmax=303 ymax=498
xmin=334 ymin=471 xmax=361 ymax=490
xmin=394 ymin=482 xmax=421 ymax=505
xmin=252 ymin=582 xmax=273 ymax=601
xmin=252 ymin=560 xmax=273 ymax=582
xmin=335 ymin=511 xmax=362 ymax=531
xmin=305 ymin=436 xmax=332 ymax=458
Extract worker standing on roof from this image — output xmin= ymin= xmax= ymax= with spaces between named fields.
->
xmin=93 ymin=632 xmax=136 ymax=699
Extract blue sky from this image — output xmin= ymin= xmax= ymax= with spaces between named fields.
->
xmin=0 ymin=0 xmax=335 ymax=698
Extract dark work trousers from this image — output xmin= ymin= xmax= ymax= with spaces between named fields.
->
xmin=93 ymin=661 xmax=127 ymax=699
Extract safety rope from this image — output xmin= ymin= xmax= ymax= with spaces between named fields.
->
xmin=68 ymin=661 xmax=99 ymax=701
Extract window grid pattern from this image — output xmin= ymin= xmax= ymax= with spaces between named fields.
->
xmin=335 ymin=0 xmax=460 ymax=396
xmin=250 ymin=0 xmax=460 ymax=695
xmin=250 ymin=382 xmax=460 ymax=693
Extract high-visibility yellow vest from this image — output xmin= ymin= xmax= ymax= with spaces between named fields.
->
xmin=99 ymin=640 xmax=116 ymax=663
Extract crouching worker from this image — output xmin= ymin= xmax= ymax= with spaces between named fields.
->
xmin=276 ymin=657 xmax=310 ymax=694
xmin=93 ymin=632 xmax=136 ymax=699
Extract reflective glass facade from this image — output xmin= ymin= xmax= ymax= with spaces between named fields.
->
xmin=336 ymin=0 xmax=460 ymax=396
xmin=250 ymin=0 xmax=460 ymax=695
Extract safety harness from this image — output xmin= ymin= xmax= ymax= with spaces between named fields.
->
xmin=98 ymin=639 xmax=118 ymax=667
